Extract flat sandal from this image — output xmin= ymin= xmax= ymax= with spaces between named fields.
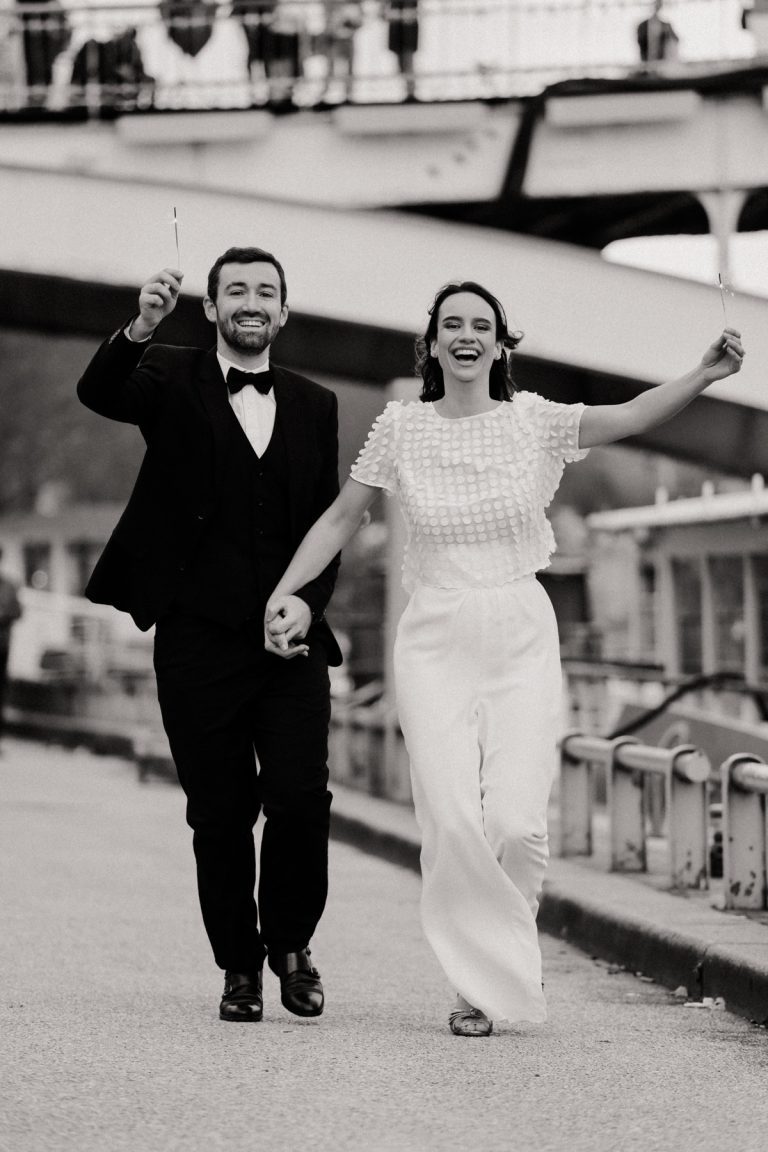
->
xmin=448 ymin=1006 xmax=493 ymax=1037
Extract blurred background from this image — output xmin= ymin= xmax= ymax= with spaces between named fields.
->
xmin=2 ymin=0 xmax=768 ymax=809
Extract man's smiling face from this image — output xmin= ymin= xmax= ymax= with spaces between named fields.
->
xmin=204 ymin=261 xmax=288 ymax=358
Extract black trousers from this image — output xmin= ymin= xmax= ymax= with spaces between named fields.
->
xmin=154 ymin=611 xmax=332 ymax=972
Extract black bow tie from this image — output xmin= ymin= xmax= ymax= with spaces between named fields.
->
xmin=227 ymin=367 xmax=273 ymax=395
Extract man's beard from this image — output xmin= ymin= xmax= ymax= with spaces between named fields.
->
xmin=219 ymin=312 xmax=279 ymax=355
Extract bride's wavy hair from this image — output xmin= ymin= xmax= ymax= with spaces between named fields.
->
xmin=415 ymin=281 xmax=524 ymax=402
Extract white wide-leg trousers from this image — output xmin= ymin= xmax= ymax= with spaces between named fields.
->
xmin=394 ymin=577 xmax=562 ymax=1023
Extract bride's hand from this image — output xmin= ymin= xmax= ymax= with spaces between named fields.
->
xmin=264 ymin=595 xmax=310 ymax=659
xmin=701 ymin=328 xmax=744 ymax=382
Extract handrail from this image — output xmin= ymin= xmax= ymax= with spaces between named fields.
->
xmin=563 ymin=732 xmax=711 ymax=782
xmin=728 ymin=755 xmax=768 ymax=795
xmin=560 ymin=734 xmax=768 ymax=910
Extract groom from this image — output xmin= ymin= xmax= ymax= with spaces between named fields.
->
xmin=77 ymin=248 xmax=342 ymax=1021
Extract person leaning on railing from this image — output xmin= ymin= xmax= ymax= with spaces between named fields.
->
xmin=69 ymin=26 xmax=155 ymax=113
xmin=636 ymin=0 xmax=679 ymax=65
xmin=321 ymin=0 xmax=363 ymax=102
xmin=15 ymin=0 xmax=71 ymax=107
xmin=384 ymin=0 xmax=418 ymax=100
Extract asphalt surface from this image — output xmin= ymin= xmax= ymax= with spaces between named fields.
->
xmin=2 ymin=737 xmax=768 ymax=1152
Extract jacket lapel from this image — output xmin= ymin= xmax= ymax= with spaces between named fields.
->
xmin=195 ymin=349 xmax=234 ymax=502
xmin=273 ymin=367 xmax=310 ymax=539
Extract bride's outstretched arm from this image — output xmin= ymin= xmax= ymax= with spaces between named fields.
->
xmin=265 ymin=478 xmax=381 ymax=657
xmin=579 ymin=328 xmax=744 ymax=449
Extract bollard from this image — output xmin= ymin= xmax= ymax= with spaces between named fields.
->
xmin=721 ymin=754 xmax=768 ymax=910
xmin=558 ymin=729 xmax=595 ymax=856
xmin=666 ymin=745 xmax=711 ymax=890
xmin=607 ymin=737 xmax=646 ymax=873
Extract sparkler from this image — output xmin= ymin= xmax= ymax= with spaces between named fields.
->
xmin=173 ymin=206 xmax=181 ymax=269
xmin=717 ymin=272 xmax=734 ymax=328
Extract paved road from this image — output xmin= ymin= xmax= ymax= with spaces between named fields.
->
xmin=2 ymin=737 xmax=768 ymax=1152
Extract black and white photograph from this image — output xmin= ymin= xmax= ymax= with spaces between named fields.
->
xmin=2 ymin=2 xmax=768 ymax=1150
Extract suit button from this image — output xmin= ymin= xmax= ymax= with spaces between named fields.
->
xmin=196 ymin=513 xmax=205 ymax=521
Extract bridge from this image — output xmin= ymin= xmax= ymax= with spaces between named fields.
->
xmin=2 ymin=159 xmax=768 ymax=476
xmin=3 ymin=2 xmax=768 ymax=474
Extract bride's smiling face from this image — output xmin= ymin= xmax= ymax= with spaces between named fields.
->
xmin=430 ymin=292 xmax=502 ymax=386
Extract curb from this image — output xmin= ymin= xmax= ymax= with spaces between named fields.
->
xmin=536 ymin=888 xmax=768 ymax=1025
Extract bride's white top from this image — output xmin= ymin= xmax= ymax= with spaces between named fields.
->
xmin=350 ymin=394 xmax=589 ymax=593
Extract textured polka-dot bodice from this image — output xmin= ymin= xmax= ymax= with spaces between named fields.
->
xmin=350 ymin=394 xmax=588 ymax=592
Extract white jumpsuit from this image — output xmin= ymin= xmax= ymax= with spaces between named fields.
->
xmin=350 ymin=394 xmax=588 ymax=1023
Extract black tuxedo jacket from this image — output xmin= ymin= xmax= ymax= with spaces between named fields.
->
xmin=77 ymin=326 xmax=342 ymax=664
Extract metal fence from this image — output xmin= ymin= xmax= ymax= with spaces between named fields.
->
xmin=0 ymin=0 xmax=756 ymax=115
xmin=560 ymin=732 xmax=768 ymax=910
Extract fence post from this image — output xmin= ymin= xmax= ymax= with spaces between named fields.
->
xmin=558 ymin=730 xmax=594 ymax=857
xmin=721 ymin=754 xmax=768 ymax=910
xmin=608 ymin=736 xmax=645 ymax=872
xmin=667 ymin=745 xmax=710 ymax=890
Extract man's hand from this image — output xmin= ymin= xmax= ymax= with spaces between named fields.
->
xmin=264 ymin=595 xmax=312 ymax=659
xmin=701 ymin=327 xmax=745 ymax=383
xmin=131 ymin=268 xmax=183 ymax=340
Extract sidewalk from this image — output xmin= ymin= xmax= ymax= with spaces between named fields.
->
xmin=328 ymin=779 xmax=768 ymax=1026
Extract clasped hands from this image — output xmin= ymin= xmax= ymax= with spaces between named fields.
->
xmin=264 ymin=595 xmax=311 ymax=659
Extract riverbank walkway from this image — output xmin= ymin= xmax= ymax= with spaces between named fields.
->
xmin=2 ymin=736 xmax=768 ymax=1152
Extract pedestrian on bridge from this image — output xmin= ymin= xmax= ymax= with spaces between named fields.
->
xmin=77 ymin=249 xmax=342 ymax=1024
xmin=265 ymin=280 xmax=745 ymax=1036
xmin=636 ymin=0 xmax=679 ymax=65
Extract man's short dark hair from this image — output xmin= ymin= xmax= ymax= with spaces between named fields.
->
xmin=206 ymin=247 xmax=287 ymax=306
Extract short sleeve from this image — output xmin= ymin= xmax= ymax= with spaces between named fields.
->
xmin=522 ymin=392 xmax=589 ymax=463
xmin=349 ymin=401 xmax=401 ymax=492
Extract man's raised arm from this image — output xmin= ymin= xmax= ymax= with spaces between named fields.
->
xmin=76 ymin=268 xmax=183 ymax=424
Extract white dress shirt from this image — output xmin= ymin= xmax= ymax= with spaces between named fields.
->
xmin=217 ymin=353 xmax=276 ymax=459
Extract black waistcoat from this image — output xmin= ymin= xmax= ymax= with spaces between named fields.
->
xmin=173 ymin=402 xmax=292 ymax=628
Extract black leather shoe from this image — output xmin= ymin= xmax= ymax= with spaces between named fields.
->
xmin=219 ymin=970 xmax=263 ymax=1022
xmin=269 ymin=949 xmax=324 ymax=1017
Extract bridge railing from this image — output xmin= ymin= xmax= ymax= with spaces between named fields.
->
xmin=0 ymin=0 xmax=757 ymax=116
xmin=559 ymin=732 xmax=768 ymax=910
